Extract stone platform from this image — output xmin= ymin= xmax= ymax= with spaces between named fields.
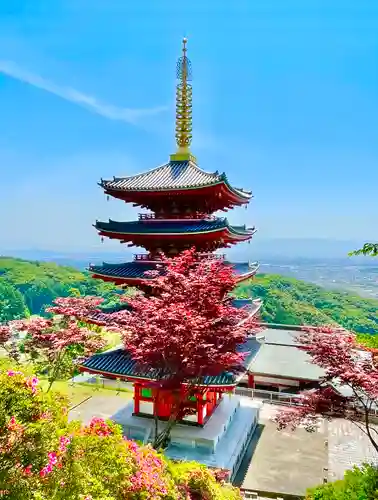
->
xmin=112 ymin=395 xmax=260 ymax=481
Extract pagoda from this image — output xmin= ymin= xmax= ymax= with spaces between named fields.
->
xmin=80 ymin=39 xmax=261 ymax=481
xmin=89 ymin=37 xmax=258 ymax=288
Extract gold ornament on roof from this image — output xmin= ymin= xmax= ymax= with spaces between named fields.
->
xmin=170 ymin=38 xmax=196 ymax=162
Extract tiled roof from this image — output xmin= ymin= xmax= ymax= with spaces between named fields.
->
xmin=247 ymin=342 xmax=325 ymax=381
xmin=95 ymin=218 xmax=254 ymax=237
xmin=88 ymin=303 xmax=132 ymax=324
xmin=90 ymin=261 xmax=161 ymax=279
xmin=80 ymin=336 xmax=261 ymax=387
xmin=90 ymin=261 xmax=258 ymax=281
xmin=81 ymin=348 xmax=235 ymax=386
xmin=100 ymin=160 xmax=251 ymax=199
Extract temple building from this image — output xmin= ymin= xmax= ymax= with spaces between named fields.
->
xmin=79 ymin=39 xmax=261 ymax=481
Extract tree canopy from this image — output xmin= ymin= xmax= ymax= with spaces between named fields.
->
xmin=0 ymin=257 xmax=122 ymax=318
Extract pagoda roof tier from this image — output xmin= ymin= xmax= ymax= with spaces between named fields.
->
xmin=86 ymin=297 xmax=262 ymax=326
xmin=89 ymin=259 xmax=259 ymax=287
xmin=95 ymin=218 xmax=255 ymax=250
xmin=100 ymin=160 xmax=251 ymax=211
xmin=79 ymin=313 xmax=262 ymax=389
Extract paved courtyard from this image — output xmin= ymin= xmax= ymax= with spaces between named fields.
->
xmin=237 ymin=419 xmax=327 ymax=497
xmin=238 ymin=402 xmax=377 ymax=497
xmin=69 ymin=394 xmax=131 ymax=424
xmin=328 ymin=418 xmax=377 ymax=480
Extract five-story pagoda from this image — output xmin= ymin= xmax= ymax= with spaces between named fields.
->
xmin=90 ymin=38 xmax=258 ymax=288
xmin=80 ymin=40 xmax=262 ymax=481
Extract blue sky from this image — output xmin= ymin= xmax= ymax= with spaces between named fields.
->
xmin=0 ymin=0 xmax=377 ymax=253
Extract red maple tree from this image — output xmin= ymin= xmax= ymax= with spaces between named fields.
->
xmin=106 ymin=249 xmax=261 ymax=447
xmin=3 ymin=297 xmax=107 ymax=392
xmin=275 ymin=325 xmax=378 ymax=454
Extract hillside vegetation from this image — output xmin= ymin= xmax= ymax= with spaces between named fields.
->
xmin=235 ymin=274 xmax=378 ymax=336
xmin=0 ymin=257 xmax=120 ymax=321
xmin=0 ymin=258 xmax=377 ymax=343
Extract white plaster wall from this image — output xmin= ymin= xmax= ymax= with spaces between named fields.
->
xmin=254 ymin=376 xmax=299 ymax=387
xmin=139 ymin=401 xmax=154 ymax=415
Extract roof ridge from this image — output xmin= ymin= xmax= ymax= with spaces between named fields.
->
xmin=104 ymin=159 xmax=221 ymax=184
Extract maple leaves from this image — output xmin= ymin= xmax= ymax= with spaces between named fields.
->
xmin=0 ymin=297 xmax=107 ymax=391
xmin=107 ymin=249 xmax=260 ymax=386
xmin=275 ymin=325 xmax=378 ymax=453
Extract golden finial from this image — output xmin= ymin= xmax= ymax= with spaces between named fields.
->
xmin=170 ymin=38 xmax=195 ymax=162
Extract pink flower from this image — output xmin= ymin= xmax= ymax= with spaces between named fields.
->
xmin=48 ymin=452 xmax=57 ymax=465
xmin=59 ymin=436 xmax=71 ymax=452
xmin=39 ymin=463 xmax=53 ymax=477
xmin=26 ymin=375 xmax=39 ymax=394
xmin=7 ymin=370 xmax=23 ymax=377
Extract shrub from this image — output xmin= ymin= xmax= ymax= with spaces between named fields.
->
xmin=0 ymin=367 xmax=242 ymax=500
xmin=306 ymin=464 xmax=378 ymax=499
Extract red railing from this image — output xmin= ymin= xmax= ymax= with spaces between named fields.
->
xmin=133 ymin=253 xmax=225 ymax=262
xmin=197 ymin=253 xmax=225 ymax=261
xmin=133 ymin=254 xmax=161 ymax=262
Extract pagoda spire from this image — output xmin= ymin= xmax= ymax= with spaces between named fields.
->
xmin=170 ymin=38 xmax=196 ymax=162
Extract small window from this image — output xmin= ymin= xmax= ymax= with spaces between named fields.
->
xmin=141 ymin=388 xmax=152 ymax=398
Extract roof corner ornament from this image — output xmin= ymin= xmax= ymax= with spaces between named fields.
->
xmin=170 ymin=38 xmax=196 ymax=163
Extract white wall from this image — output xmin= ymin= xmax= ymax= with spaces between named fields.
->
xmin=254 ymin=375 xmax=300 ymax=387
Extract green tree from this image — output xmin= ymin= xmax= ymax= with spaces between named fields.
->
xmin=0 ymin=281 xmax=29 ymax=322
xmin=349 ymin=244 xmax=378 ymax=257
xmin=306 ymin=464 xmax=378 ymax=499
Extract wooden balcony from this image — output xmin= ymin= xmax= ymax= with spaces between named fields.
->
xmin=138 ymin=213 xmax=217 ymax=221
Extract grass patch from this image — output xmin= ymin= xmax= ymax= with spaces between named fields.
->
xmin=39 ymin=378 xmax=133 ymax=407
xmin=78 ymin=381 xmax=132 ymax=394
xmin=101 ymin=331 xmax=122 ymax=350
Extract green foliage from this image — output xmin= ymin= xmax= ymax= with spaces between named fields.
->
xmin=168 ymin=461 xmax=242 ymax=499
xmin=0 ymin=281 xmax=29 ymax=322
xmin=0 ymin=366 xmax=241 ymax=499
xmin=306 ymin=464 xmax=378 ymax=499
xmin=0 ymin=369 xmax=68 ymax=498
xmin=349 ymin=243 xmax=378 ymax=257
xmin=0 ymin=257 xmax=123 ymax=320
xmin=236 ymin=274 xmax=378 ymax=335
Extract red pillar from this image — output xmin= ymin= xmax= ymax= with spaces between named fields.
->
xmin=134 ymin=384 xmax=140 ymax=414
xmin=197 ymin=394 xmax=205 ymax=425
xmin=248 ymin=373 xmax=255 ymax=388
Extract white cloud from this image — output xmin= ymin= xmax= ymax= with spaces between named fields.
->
xmin=0 ymin=60 xmax=167 ymax=124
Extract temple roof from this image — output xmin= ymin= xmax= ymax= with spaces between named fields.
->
xmin=90 ymin=261 xmax=159 ymax=280
xmin=79 ymin=335 xmax=261 ymax=388
xmin=89 ymin=260 xmax=259 ymax=282
xmin=100 ymin=160 xmax=251 ymax=200
xmin=95 ymin=218 xmax=255 ymax=237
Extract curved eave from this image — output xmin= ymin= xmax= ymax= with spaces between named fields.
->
xmin=78 ymin=366 xmax=236 ymax=390
xmin=235 ymin=262 xmax=260 ymax=284
xmin=95 ymin=221 xmax=255 ymax=240
xmin=91 ymin=273 xmax=148 ymax=286
xmin=95 ymin=230 xmax=254 ymax=243
xmin=102 ymin=180 xmax=251 ymax=206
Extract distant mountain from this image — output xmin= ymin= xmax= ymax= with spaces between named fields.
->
xmin=1 ymin=237 xmax=375 ymax=271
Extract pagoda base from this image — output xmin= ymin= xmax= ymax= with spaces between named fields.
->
xmin=112 ymin=395 xmax=260 ymax=481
